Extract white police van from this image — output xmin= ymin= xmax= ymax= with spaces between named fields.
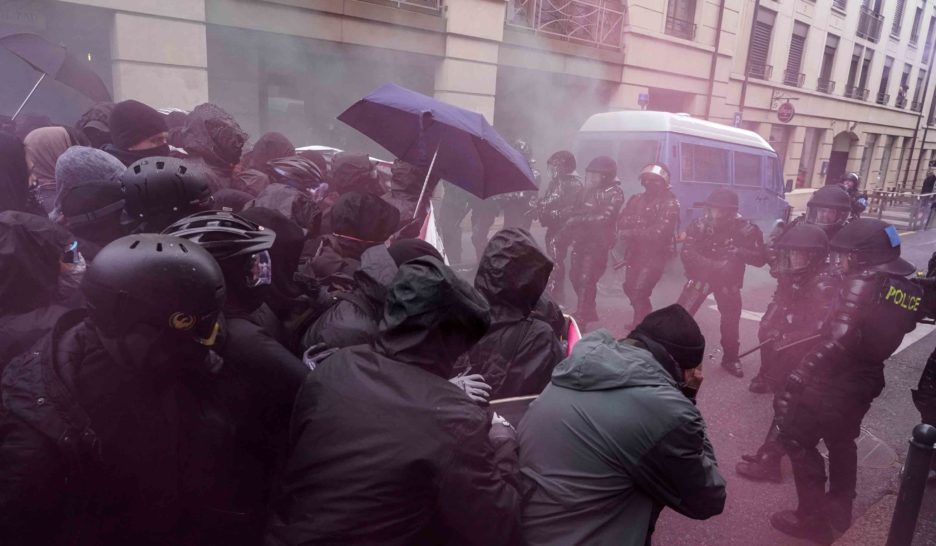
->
xmin=574 ymin=111 xmax=790 ymax=228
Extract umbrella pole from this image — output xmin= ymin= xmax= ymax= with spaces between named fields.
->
xmin=413 ymin=143 xmax=440 ymax=220
xmin=12 ymin=73 xmax=46 ymax=121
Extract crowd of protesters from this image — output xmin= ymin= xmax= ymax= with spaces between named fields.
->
xmin=0 ymin=98 xmax=727 ymax=546
xmin=6 ymin=90 xmax=935 ymax=546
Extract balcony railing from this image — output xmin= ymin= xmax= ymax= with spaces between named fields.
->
xmin=506 ymin=0 xmax=626 ymax=49
xmin=817 ymin=78 xmax=836 ymax=94
xmin=747 ymin=62 xmax=773 ymax=80
xmin=857 ymin=6 xmax=885 ymax=43
xmin=845 ymin=85 xmax=870 ymax=100
xmin=896 ymin=94 xmax=908 ymax=108
xmin=912 ymin=100 xmax=925 ymax=112
xmin=664 ymin=15 xmax=696 ymax=40
xmin=783 ymin=70 xmax=806 ymax=87
xmin=876 ymin=91 xmax=890 ymax=105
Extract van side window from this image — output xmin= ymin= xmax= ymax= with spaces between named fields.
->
xmin=766 ymin=157 xmax=783 ymax=194
xmin=733 ymin=152 xmax=761 ymax=187
xmin=681 ymin=143 xmax=730 ymax=184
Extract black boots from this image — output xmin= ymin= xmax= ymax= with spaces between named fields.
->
xmin=748 ymin=373 xmax=774 ymax=393
xmin=721 ymin=356 xmax=743 ymax=377
xmin=770 ymin=510 xmax=835 ymax=545
xmin=736 ymin=451 xmax=782 ymax=483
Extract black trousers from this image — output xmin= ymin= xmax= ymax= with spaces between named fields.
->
xmin=677 ymin=281 xmax=742 ymax=360
xmin=569 ymin=243 xmax=609 ymax=322
xmin=622 ymin=259 xmax=666 ymax=326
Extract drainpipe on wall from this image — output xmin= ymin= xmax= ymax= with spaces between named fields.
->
xmin=905 ymin=35 xmax=936 ymax=188
xmin=737 ymin=0 xmax=762 ymax=121
xmin=704 ymin=0 xmax=729 ymax=120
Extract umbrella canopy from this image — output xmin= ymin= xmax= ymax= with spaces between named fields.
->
xmin=0 ymin=33 xmax=111 ymax=102
xmin=337 ymin=83 xmax=536 ymax=199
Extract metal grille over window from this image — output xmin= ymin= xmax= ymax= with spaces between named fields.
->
xmin=857 ymin=5 xmax=886 ymax=42
xmin=506 ymin=0 xmax=626 ymax=49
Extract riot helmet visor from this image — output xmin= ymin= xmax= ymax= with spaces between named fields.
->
xmin=807 ymin=206 xmax=849 ymax=227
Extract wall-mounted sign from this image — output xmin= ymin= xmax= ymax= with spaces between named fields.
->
xmin=777 ymin=101 xmax=795 ymax=123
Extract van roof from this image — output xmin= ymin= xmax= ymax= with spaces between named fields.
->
xmin=579 ymin=111 xmax=775 ymax=153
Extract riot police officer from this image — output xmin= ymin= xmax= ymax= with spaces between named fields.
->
xmin=766 ymin=185 xmax=852 ymax=277
xmin=771 ymin=219 xmax=919 ymax=543
xmin=837 ymin=172 xmax=867 ymax=219
xmin=500 ymin=138 xmax=540 ymax=231
xmin=616 ymin=162 xmax=680 ymax=327
xmin=535 ymin=150 xmax=583 ymax=301
xmin=737 ymin=224 xmax=840 ymax=483
xmin=560 ymin=155 xmax=625 ymax=326
xmin=677 ymin=188 xmax=766 ymax=377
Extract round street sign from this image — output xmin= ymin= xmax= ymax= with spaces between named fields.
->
xmin=777 ymin=101 xmax=795 ymax=123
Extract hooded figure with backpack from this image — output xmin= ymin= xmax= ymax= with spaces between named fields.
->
xmin=269 ymin=256 xmax=522 ymax=546
xmin=457 ymin=228 xmax=563 ymax=399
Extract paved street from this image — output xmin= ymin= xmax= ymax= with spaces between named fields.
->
xmin=450 ymin=217 xmax=936 ymax=545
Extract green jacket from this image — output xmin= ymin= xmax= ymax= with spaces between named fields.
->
xmin=517 ymin=330 xmax=726 ymax=546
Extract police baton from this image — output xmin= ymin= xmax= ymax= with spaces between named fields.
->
xmin=886 ymin=424 xmax=936 ymax=546
xmin=737 ymin=333 xmax=823 ymax=360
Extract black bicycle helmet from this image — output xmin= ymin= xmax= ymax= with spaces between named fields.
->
xmin=122 ymin=157 xmax=212 ymax=222
xmin=162 ymin=210 xmax=275 ymax=262
xmin=268 ymin=155 xmax=323 ymax=189
xmin=82 ymin=234 xmax=226 ymax=344
xmin=547 ymin=150 xmax=576 ymax=175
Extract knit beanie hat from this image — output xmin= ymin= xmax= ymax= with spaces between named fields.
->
xmin=631 ymin=304 xmax=705 ymax=369
xmin=110 ymin=100 xmax=167 ymax=150
xmin=53 ymin=146 xmax=126 ymax=215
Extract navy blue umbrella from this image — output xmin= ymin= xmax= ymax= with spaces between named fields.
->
xmin=337 ymin=83 xmax=536 ymax=199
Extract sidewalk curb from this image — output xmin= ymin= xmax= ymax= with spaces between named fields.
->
xmin=833 ymin=494 xmax=897 ymax=546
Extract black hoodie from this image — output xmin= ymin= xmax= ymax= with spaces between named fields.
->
xmin=461 ymin=228 xmax=564 ymax=398
xmin=269 ymin=257 xmax=523 ymax=546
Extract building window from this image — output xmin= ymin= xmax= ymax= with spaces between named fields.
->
xmin=682 ymin=143 xmax=730 ymax=183
xmin=912 ymin=69 xmax=927 ymax=111
xmin=857 ymin=0 xmax=886 ymax=42
xmin=784 ymin=22 xmax=809 ymax=87
xmin=897 ymin=63 xmax=912 ymax=107
xmin=924 ymin=16 xmax=936 ymax=64
xmin=748 ymin=8 xmax=776 ymax=80
xmin=892 ymin=0 xmax=907 ymax=38
xmin=877 ymin=56 xmax=894 ymax=104
xmin=665 ymin=0 xmax=697 ymax=40
xmin=818 ymin=34 xmax=839 ymax=93
xmin=833 ymin=0 xmax=848 ymax=11
xmin=910 ymin=5 xmax=924 ymax=45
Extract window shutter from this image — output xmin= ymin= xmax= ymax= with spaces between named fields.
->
xmin=892 ymin=0 xmax=907 ymax=35
xmin=750 ymin=21 xmax=772 ymax=72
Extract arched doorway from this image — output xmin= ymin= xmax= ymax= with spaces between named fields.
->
xmin=826 ymin=131 xmax=858 ymax=185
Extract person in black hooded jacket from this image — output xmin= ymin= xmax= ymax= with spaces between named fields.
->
xmin=0 ymin=211 xmax=76 ymax=368
xmin=300 ymin=238 xmax=443 ymax=352
xmin=268 ymin=256 xmax=522 ymax=546
xmin=459 ymin=228 xmax=563 ymax=399
xmin=0 ymin=234 xmax=243 ymax=546
xmin=304 ymin=191 xmax=400 ymax=282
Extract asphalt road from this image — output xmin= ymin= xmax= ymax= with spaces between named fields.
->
xmin=451 ymin=220 xmax=936 ymax=545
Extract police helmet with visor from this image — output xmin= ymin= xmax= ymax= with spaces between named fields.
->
xmin=774 ymin=224 xmax=829 ymax=276
xmin=806 ymin=186 xmax=852 ymax=229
